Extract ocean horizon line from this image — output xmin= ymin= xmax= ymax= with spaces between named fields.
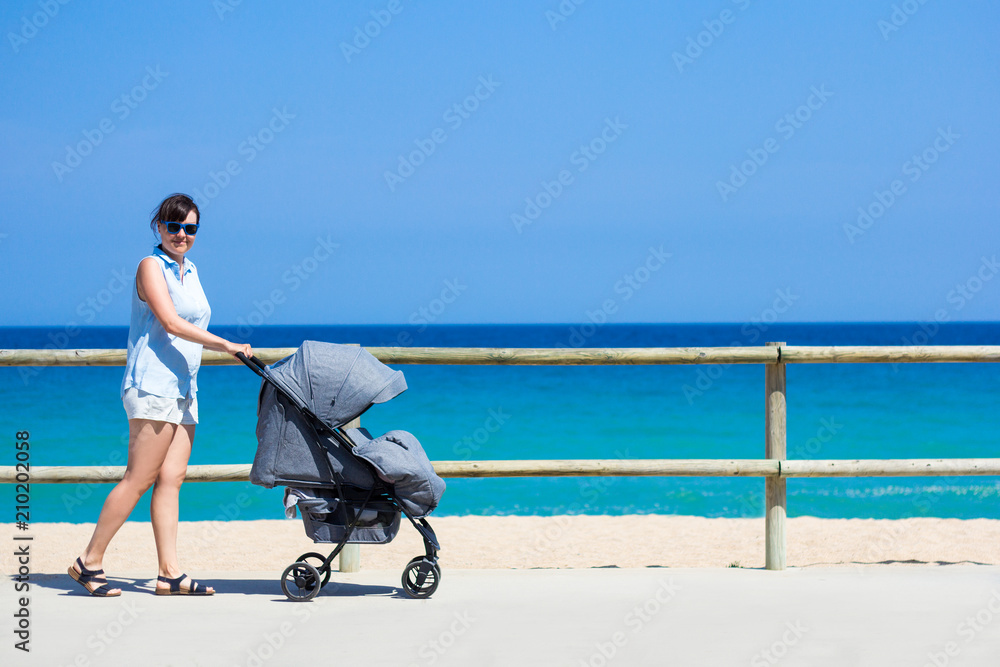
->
xmin=3 ymin=321 xmax=999 ymax=330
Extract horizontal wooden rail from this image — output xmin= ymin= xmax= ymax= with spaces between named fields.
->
xmin=434 ymin=459 xmax=780 ymax=477
xmin=0 ymin=346 xmax=779 ymax=366
xmin=0 ymin=348 xmax=296 ymax=367
xmin=779 ymin=459 xmax=1000 ymax=477
xmin=3 ymin=345 xmax=1000 ymax=367
xmin=780 ymin=345 xmax=1000 ymax=364
xmin=366 ymin=347 xmax=778 ymax=365
xmin=4 ymin=458 xmax=1000 ymax=484
xmin=0 ymin=465 xmax=250 ymax=484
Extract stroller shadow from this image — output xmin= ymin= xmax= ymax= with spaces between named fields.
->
xmin=221 ymin=578 xmax=404 ymax=599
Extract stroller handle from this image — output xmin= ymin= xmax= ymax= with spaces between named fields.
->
xmin=236 ymin=350 xmax=313 ymax=417
xmin=236 ymin=352 xmax=269 ymax=379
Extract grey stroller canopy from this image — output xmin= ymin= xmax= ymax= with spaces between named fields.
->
xmin=260 ymin=339 xmax=407 ymax=429
xmin=250 ymin=341 xmax=445 ymax=517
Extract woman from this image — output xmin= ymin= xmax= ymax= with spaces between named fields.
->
xmin=68 ymin=193 xmax=252 ymax=596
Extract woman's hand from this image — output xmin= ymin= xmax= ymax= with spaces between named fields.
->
xmin=225 ymin=341 xmax=253 ymax=359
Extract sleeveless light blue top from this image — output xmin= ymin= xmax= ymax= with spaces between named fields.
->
xmin=121 ymin=246 xmax=212 ymax=400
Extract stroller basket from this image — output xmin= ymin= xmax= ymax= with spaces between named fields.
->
xmin=286 ymin=486 xmax=401 ymax=545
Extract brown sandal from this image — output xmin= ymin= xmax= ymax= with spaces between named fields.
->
xmin=68 ymin=557 xmax=121 ymax=597
xmin=155 ymin=573 xmax=214 ymax=595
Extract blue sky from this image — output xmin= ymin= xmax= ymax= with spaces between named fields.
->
xmin=1 ymin=0 xmax=998 ymax=326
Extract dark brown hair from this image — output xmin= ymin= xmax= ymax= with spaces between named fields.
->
xmin=149 ymin=193 xmax=200 ymax=232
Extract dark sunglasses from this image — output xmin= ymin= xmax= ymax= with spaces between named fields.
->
xmin=163 ymin=222 xmax=200 ymax=235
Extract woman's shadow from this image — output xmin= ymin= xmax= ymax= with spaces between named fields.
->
xmin=21 ymin=573 xmax=408 ymax=599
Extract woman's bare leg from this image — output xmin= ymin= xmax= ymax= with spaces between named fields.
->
xmin=151 ymin=424 xmax=213 ymax=594
xmin=74 ymin=419 xmax=177 ymax=594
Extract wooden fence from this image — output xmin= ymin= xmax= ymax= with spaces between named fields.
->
xmin=2 ymin=343 xmax=999 ymax=571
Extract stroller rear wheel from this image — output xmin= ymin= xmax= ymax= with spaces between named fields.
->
xmin=296 ymin=552 xmax=333 ymax=587
xmin=401 ymin=557 xmax=441 ymax=599
xmin=281 ymin=561 xmax=322 ymax=601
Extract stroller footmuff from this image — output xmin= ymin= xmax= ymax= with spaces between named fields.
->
xmin=241 ymin=342 xmax=445 ymax=600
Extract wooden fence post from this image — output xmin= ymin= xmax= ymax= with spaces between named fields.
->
xmin=765 ymin=342 xmax=787 ymax=570
xmin=339 ymin=415 xmax=362 ymax=573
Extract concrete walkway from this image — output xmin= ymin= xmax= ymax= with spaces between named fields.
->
xmin=4 ymin=566 xmax=1000 ymax=666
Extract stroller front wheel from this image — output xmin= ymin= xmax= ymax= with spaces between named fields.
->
xmin=281 ymin=561 xmax=322 ymax=601
xmin=401 ymin=557 xmax=441 ymax=599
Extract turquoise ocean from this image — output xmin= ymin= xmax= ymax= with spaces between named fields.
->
xmin=1 ymin=323 xmax=997 ymax=523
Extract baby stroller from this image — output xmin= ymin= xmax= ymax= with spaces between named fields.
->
xmin=238 ymin=341 xmax=445 ymax=601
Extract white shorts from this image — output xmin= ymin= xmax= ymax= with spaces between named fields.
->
xmin=123 ymin=387 xmax=199 ymax=425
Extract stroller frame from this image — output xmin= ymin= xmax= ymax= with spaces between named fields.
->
xmin=239 ymin=352 xmax=441 ymax=600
